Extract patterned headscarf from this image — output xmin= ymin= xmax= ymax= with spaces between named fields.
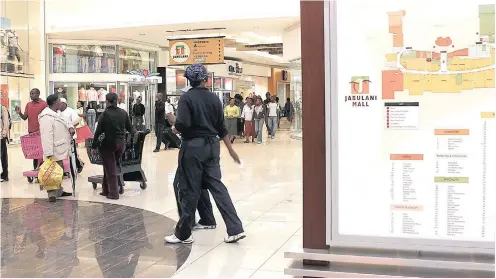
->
xmin=184 ymin=64 xmax=209 ymax=82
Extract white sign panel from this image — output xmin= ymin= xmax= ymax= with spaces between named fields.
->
xmin=329 ymin=0 xmax=495 ymax=248
xmin=227 ymin=60 xmax=243 ymax=76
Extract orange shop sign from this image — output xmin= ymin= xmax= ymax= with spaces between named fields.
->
xmin=168 ymin=37 xmax=224 ymax=66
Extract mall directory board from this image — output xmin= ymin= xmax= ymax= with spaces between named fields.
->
xmin=168 ymin=36 xmax=224 ymax=66
xmin=326 ymin=0 xmax=495 ymax=252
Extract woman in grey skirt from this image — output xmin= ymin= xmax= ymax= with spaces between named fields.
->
xmin=224 ymin=98 xmax=240 ymax=143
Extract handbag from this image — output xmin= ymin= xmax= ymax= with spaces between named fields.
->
xmin=96 ymin=132 xmax=105 ymax=148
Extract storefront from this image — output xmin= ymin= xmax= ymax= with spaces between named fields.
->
xmin=48 ymin=39 xmax=160 ymax=130
xmin=289 ymin=59 xmax=302 ymax=139
xmin=0 ymin=0 xmax=46 ymax=143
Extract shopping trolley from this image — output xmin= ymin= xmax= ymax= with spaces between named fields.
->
xmin=20 ymin=132 xmax=71 ymax=184
xmin=85 ymin=130 xmax=150 ymax=194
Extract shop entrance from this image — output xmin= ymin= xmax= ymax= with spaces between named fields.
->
xmin=277 ymin=81 xmax=290 ymax=105
xmin=128 ymin=83 xmax=157 ymax=130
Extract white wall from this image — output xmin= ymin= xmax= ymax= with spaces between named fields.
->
xmin=283 ymin=25 xmax=301 ymax=62
xmin=243 ymin=64 xmax=271 ymax=77
xmin=45 ymin=0 xmax=300 ymax=33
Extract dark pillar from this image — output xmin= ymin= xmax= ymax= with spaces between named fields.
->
xmin=301 ymin=0 xmax=328 ymax=255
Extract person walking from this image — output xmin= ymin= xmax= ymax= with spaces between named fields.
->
xmin=267 ymin=96 xmax=278 ymax=139
xmin=284 ymin=97 xmax=294 ymax=123
xmin=224 ymin=98 xmax=240 ymax=143
xmin=241 ymin=97 xmax=255 ymax=143
xmin=253 ymin=97 xmax=266 ymax=144
xmin=0 ymin=104 xmax=9 ymax=182
xmin=38 ymin=94 xmax=74 ymax=202
xmin=234 ymin=94 xmax=244 ymax=138
xmin=132 ymin=96 xmax=145 ymax=131
xmin=59 ymin=98 xmax=85 ymax=174
xmin=263 ymin=92 xmax=271 ymax=133
xmin=164 ymin=64 xmax=245 ymax=244
xmin=91 ymin=93 xmax=134 ymax=200
xmin=153 ymin=93 xmax=168 ymax=152
xmin=15 ymin=88 xmax=48 ymax=170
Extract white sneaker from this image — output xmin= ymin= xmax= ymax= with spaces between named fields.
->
xmin=164 ymin=234 xmax=194 ymax=244
xmin=224 ymin=232 xmax=246 ymax=243
xmin=193 ymin=223 xmax=216 ymax=230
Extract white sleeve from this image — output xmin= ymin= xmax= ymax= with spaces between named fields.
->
xmin=71 ymin=109 xmax=80 ymax=126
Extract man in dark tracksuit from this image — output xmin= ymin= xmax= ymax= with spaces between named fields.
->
xmin=164 ymin=64 xmax=245 ymax=244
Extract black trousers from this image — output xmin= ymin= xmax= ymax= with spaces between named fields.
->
xmin=1 ymin=137 xmax=8 ymax=179
xmin=155 ymin=122 xmax=167 ymax=150
xmin=173 ymin=168 xmax=216 ymax=228
xmin=175 ymin=138 xmax=243 ymax=240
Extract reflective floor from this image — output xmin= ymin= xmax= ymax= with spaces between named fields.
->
xmin=1 ymin=199 xmax=189 ymax=278
xmin=0 ymin=128 xmax=302 ymax=278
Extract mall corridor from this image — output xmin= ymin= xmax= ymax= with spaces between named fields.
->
xmin=0 ymin=132 xmax=302 ymax=278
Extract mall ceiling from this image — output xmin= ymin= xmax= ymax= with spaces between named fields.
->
xmin=48 ymin=17 xmax=300 ymax=67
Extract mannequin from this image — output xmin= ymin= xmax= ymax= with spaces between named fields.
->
xmin=132 ymin=90 xmax=141 ymax=99
xmin=7 ymin=30 xmax=21 ymax=63
xmin=91 ymin=45 xmax=103 ymax=73
xmin=53 ymin=45 xmax=65 ymax=73
xmin=0 ymin=30 xmax=7 ymax=55
xmin=78 ymin=45 xmax=91 ymax=73
xmin=106 ymin=46 xmax=116 ymax=73
xmin=86 ymin=87 xmax=98 ymax=103
xmin=97 ymin=88 xmax=107 ymax=103
xmin=78 ymin=87 xmax=87 ymax=101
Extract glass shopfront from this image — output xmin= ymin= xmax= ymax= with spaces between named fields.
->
xmin=290 ymin=59 xmax=302 ymax=139
xmin=119 ymin=47 xmax=155 ymax=74
xmin=51 ymin=44 xmax=117 ymax=73
xmin=1 ymin=0 xmax=45 ymax=143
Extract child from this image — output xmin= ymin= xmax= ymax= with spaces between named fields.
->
xmin=241 ymin=98 xmax=255 ymax=143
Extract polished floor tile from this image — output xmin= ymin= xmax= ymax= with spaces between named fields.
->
xmin=1 ymin=131 xmax=303 ymax=278
xmin=0 ymin=198 xmax=190 ymax=278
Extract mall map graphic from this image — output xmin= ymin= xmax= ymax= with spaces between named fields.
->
xmin=382 ymin=5 xmax=495 ymax=99
xmin=337 ymin=2 xmax=495 ymax=242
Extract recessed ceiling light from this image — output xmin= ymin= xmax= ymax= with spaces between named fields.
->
xmin=139 ymin=33 xmax=146 ymax=36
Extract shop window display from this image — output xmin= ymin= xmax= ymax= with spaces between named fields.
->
xmin=290 ymin=66 xmax=302 ymax=139
xmin=52 ymin=44 xmax=117 ymax=73
xmin=51 ymin=82 xmax=115 ymax=133
xmin=119 ymin=47 xmax=154 ymax=74
xmin=0 ymin=29 xmax=24 ymax=74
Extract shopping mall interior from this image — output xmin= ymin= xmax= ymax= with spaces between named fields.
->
xmin=1 ymin=0 xmax=495 ymax=278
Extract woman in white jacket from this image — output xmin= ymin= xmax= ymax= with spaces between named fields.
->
xmin=38 ymin=94 xmax=74 ymax=202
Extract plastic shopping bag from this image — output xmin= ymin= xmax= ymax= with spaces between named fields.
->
xmin=38 ymin=157 xmax=63 ymax=191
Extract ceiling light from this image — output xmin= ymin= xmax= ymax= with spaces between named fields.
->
xmin=139 ymin=33 xmax=146 ymax=36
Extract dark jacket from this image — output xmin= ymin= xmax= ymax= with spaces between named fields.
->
xmin=175 ymin=87 xmax=228 ymax=141
xmin=155 ymin=100 xmax=165 ymax=124
xmin=253 ymin=104 xmax=266 ymax=120
xmin=132 ymin=103 xmax=146 ymax=117
xmin=92 ymin=106 xmax=133 ymax=148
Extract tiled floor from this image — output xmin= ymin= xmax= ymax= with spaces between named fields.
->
xmin=0 ymin=131 xmax=302 ymax=278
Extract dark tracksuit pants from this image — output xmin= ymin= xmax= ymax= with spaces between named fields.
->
xmin=173 ymin=168 xmax=216 ymax=228
xmin=155 ymin=122 xmax=168 ymax=150
xmin=175 ymin=137 xmax=243 ymax=241
xmin=1 ymin=137 xmax=8 ymax=179
xmin=99 ymin=141 xmax=125 ymax=198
